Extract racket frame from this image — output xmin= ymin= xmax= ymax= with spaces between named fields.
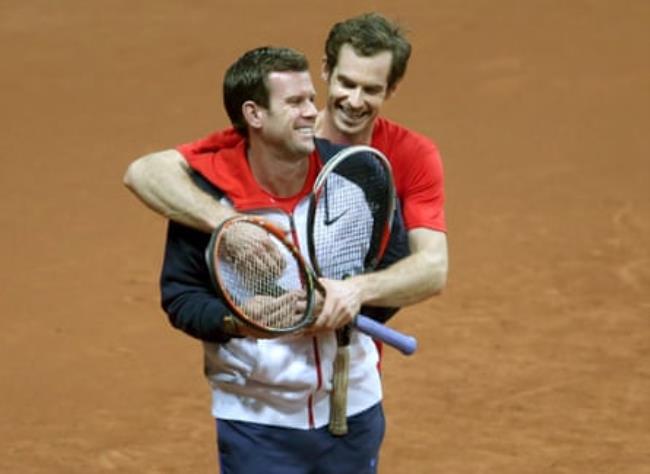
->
xmin=205 ymin=215 xmax=318 ymax=335
xmin=307 ymin=145 xmax=397 ymax=275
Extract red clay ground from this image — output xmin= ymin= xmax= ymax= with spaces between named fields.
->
xmin=1 ymin=1 xmax=648 ymax=473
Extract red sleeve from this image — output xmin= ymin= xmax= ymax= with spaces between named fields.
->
xmin=176 ymin=127 xmax=243 ymax=165
xmin=372 ymin=118 xmax=446 ymax=232
xmin=398 ymin=137 xmax=446 ymax=232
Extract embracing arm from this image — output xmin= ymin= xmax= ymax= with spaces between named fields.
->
xmin=312 ymin=221 xmax=447 ymax=330
xmin=352 ymin=228 xmax=448 ymax=308
xmin=123 ymin=149 xmax=236 ymax=232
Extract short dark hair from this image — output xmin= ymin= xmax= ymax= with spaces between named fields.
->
xmin=324 ymin=13 xmax=411 ymax=91
xmin=223 ymin=46 xmax=310 ymax=136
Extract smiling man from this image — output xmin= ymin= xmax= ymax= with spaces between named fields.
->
xmin=157 ymin=46 xmax=409 ymax=473
xmin=319 ymin=43 xmax=393 ymax=139
xmin=124 ymin=13 xmax=448 ymax=314
xmin=314 ymin=13 xmax=448 ymax=309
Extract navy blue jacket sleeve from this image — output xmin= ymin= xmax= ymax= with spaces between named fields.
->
xmin=159 ymin=221 xmax=234 ymax=343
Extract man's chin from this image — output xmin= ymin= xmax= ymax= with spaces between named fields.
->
xmin=296 ymin=142 xmax=315 ymax=155
xmin=335 ymin=116 xmax=370 ymax=137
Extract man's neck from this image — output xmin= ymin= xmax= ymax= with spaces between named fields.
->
xmin=315 ymin=110 xmax=374 ymax=145
xmin=247 ymin=140 xmax=309 ymax=198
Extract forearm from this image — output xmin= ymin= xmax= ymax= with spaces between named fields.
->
xmin=123 ymin=149 xmax=236 ymax=232
xmin=354 ymin=228 xmax=448 ymax=307
xmin=160 ymin=221 xmax=234 ymax=342
xmin=163 ymin=289 xmax=234 ymax=343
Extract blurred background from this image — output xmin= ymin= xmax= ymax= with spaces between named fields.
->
xmin=1 ymin=1 xmax=648 ymax=472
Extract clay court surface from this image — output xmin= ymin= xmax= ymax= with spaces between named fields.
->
xmin=1 ymin=1 xmax=648 ymax=473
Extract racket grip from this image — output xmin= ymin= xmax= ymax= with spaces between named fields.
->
xmin=354 ymin=315 xmax=418 ymax=356
xmin=329 ymin=346 xmax=350 ymax=436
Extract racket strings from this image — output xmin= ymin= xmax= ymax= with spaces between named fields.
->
xmin=312 ymin=156 xmax=393 ymax=278
xmin=215 ymin=221 xmax=310 ymax=331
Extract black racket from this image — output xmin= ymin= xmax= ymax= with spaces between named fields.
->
xmin=307 ymin=145 xmax=397 ymax=279
xmin=306 ymin=145 xmax=417 ymax=436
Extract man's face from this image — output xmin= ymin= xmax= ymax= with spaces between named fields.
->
xmin=261 ymin=71 xmax=317 ymax=156
xmin=324 ymin=43 xmax=393 ymax=138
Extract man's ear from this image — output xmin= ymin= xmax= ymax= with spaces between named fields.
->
xmin=321 ymin=56 xmax=331 ymax=82
xmin=385 ymin=83 xmax=399 ymax=100
xmin=242 ymin=101 xmax=263 ymax=129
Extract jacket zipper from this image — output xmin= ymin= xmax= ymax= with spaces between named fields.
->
xmin=287 ymin=213 xmax=323 ymax=429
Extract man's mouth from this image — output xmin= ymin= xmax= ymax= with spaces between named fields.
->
xmin=337 ymin=106 xmax=367 ymax=124
xmin=296 ymin=127 xmax=314 ymax=137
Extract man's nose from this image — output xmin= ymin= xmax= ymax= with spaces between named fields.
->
xmin=303 ymin=100 xmax=318 ymax=117
xmin=347 ymin=87 xmax=364 ymax=108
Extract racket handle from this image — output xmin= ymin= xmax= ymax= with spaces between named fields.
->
xmin=329 ymin=345 xmax=350 ymax=436
xmin=354 ymin=315 xmax=418 ymax=356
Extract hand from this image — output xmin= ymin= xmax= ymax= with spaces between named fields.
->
xmin=224 ymin=290 xmax=310 ymax=339
xmin=221 ymin=221 xmax=287 ymax=281
xmin=241 ymin=291 xmax=307 ymax=330
xmin=305 ymin=278 xmax=362 ymax=333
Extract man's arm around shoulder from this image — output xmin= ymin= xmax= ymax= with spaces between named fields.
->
xmin=123 ymin=149 xmax=235 ymax=232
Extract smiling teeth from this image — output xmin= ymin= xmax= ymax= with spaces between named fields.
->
xmin=341 ymin=110 xmax=364 ymax=120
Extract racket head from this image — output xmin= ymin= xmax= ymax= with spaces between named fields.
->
xmin=205 ymin=216 xmax=317 ymax=334
xmin=307 ymin=145 xmax=396 ymax=278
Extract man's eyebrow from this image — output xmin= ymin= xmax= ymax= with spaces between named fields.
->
xmin=285 ymin=92 xmax=316 ymax=102
xmin=337 ymin=72 xmax=384 ymax=89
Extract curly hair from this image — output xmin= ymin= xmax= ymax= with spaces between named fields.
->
xmin=324 ymin=13 xmax=411 ymax=91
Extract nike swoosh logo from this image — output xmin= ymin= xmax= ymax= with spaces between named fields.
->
xmin=323 ymin=209 xmax=349 ymax=226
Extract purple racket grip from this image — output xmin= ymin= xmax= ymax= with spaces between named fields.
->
xmin=354 ymin=315 xmax=417 ymax=356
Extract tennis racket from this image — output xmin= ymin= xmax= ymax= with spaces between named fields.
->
xmin=205 ymin=216 xmax=416 ymax=350
xmin=306 ymin=144 xmax=416 ymax=436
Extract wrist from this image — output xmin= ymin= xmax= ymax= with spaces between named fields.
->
xmin=350 ymin=273 xmax=378 ymax=306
